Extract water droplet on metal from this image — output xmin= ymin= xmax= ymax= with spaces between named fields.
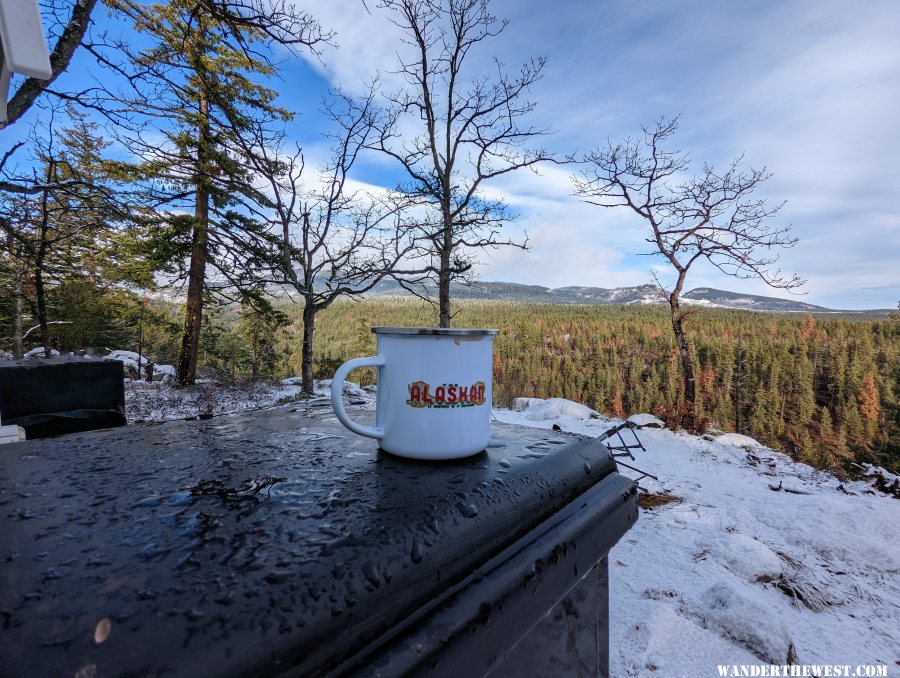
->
xmin=93 ymin=618 xmax=111 ymax=644
xmin=74 ymin=664 xmax=98 ymax=678
xmin=457 ymin=503 xmax=478 ymax=519
xmin=411 ymin=538 xmax=424 ymax=564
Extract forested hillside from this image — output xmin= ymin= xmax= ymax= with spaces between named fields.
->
xmin=2 ymin=288 xmax=898 ymax=473
xmin=304 ymin=299 xmax=900 ymax=473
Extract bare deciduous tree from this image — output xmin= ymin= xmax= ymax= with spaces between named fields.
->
xmin=574 ymin=117 xmax=803 ymax=418
xmin=370 ymin=0 xmax=554 ymax=326
xmin=250 ymin=91 xmax=414 ymax=394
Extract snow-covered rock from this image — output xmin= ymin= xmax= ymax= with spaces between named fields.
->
xmin=106 ymin=350 xmax=175 ymax=381
xmin=628 ymin=413 xmax=665 ymax=428
xmin=711 ymin=432 xmax=765 ymax=449
xmin=512 ymin=397 xmax=601 ymax=420
xmin=698 ymin=583 xmax=795 ymax=663
xmin=699 ymin=533 xmax=784 ymax=582
xmin=317 ymin=378 xmax=370 ymax=400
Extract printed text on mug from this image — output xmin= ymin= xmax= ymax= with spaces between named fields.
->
xmin=407 ymin=381 xmax=487 ymax=408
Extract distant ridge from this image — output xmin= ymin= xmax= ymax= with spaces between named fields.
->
xmin=366 ymin=279 xmax=886 ymax=314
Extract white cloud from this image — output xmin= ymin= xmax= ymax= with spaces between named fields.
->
xmin=294 ymin=0 xmax=900 ymax=308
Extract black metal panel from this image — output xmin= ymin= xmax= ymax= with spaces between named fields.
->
xmin=490 ymin=560 xmax=610 ymax=678
xmin=0 ymin=358 xmax=126 ymax=437
xmin=0 ymin=405 xmax=636 ymax=677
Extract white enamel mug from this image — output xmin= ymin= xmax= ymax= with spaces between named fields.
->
xmin=330 ymin=327 xmax=499 ymax=460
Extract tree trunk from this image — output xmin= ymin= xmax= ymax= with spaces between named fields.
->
xmin=176 ymin=191 xmax=209 ymax=385
xmin=734 ymin=340 xmax=743 ymax=433
xmin=34 ymin=164 xmax=54 ymax=358
xmin=34 ymin=263 xmax=49 ymax=357
xmin=249 ymin=321 xmax=259 ymax=379
xmin=301 ymin=301 xmax=316 ymax=395
xmin=438 ymin=215 xmax=452 ymax=327
xmin=669 ymin=294 xmax=696 ymax=406
xmin=176 ymin=93 xmax=210 ymax=386
xmin=137 ymin=299 xmax=145 ymax=380
xmin=13 ymin=260 xmax=24 ymax=358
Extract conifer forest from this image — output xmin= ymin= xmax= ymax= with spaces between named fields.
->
xmin=3 ymin=287 xmax=896 ymax=474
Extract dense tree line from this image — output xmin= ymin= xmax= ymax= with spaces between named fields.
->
xmin=304 ymin=299 xmax=900 ymax=473
xmin=1 ymin=286 xmax=896 ymax=472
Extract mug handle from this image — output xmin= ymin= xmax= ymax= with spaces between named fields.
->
xmin=331 ymin=355 xmax=386 ymax=440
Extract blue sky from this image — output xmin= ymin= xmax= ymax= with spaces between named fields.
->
xmin=10 ymin=0 xmax=900 ymax=309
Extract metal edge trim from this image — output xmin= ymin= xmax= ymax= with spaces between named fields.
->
xmin=371 ymin=327 xmax=499 ymax=336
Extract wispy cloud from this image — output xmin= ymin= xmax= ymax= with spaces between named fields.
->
xmin=294 ymin=0 xmax=900 ymax=308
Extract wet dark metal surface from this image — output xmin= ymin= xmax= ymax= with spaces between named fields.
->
xmin=489 ymin=561 xmax=609 ymax=678
xmin=0 ymin=402 xmax=635 ymax=677
xmin=0 ymin=359 xmax=126 ymax=438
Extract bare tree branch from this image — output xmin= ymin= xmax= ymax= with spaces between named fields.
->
xmin=574 ymin=117 xmax=803 ymax=415
xmin=369 ymin=0 xmax=556 ymax=326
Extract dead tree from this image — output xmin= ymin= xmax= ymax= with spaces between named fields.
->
xmin=369 ymin=0 xmax=554 ymax=326
xmin=248 ymin=91 xmax=415 ymax=394
xmin=574 ymin=117 xmax=803 ymax=415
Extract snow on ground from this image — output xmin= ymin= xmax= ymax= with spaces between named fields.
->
xmin=512 ymin=396 xmax=601 ymax=420
xmin=125 ymin=379 xmax=307 ymax=423
xmin=23 ymin=347 xmax=60 ymax=359
xmin=124 ymin=377 xmax=376 ymax=423
xmin=120 ymin=382 xmax=899 ymax=675
xmin=495 ymin=401 xmax=900 ymax=677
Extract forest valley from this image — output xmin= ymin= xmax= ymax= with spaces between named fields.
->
xmin=1 ymin=291 xmax=897 ymax=476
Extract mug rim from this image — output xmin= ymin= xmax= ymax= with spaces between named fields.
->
xmin=371 ymin=326 xmax=499 ymax=337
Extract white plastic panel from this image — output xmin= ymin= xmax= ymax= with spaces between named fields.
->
xmin=0 ymin=0 xmax=52 ymax=80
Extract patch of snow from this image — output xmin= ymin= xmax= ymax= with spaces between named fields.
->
xmin=317 ymin=378 xmax=372 ymax=400
xmin=511 ymin=397 xmax=601 ymax=420
xmin=493 ymin=401 xmax=900 ymax=676
xmin=106 ymin=350 xmax=175 ymax=381
xmin=125 ymin=380 xmax=306 ymax=423
xmin=628 ymin=413 xmax=665 ymax=428
xmin=698 ymin=533 xmax=784 ymax=582
xmin=23 ymin=347 xmax=60 ymax=359
xmin=712 ymin=432 xmax=765 ymax=449
xmin=698 ymin=582 xmax=795 ymax=663
xmin=124 ymin=376 xmax=380 ymax=425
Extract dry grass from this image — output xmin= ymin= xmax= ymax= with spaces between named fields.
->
xmin=637 ymin=493 xmax=683 ymax=510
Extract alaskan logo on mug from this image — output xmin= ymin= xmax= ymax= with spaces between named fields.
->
xmin=407 ymin=381 xmax=486 ymax=409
